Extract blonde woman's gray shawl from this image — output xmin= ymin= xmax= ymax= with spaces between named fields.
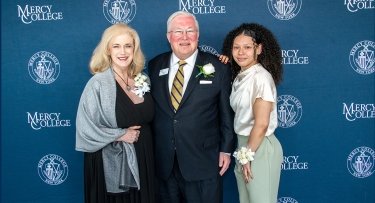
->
xmin=75 ymin=68 xmax=140 ymax=193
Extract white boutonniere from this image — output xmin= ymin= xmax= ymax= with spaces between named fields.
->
xmin=195 ymin=63 xmax=215 ymax=78
xmin=132 ymin=73 xmax=150 ymax=98
xmin=233 ymin=147 xmax=255 ymax=165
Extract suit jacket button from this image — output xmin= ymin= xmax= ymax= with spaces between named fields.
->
xmin=173 ymin=119 xmax=178 ymax=124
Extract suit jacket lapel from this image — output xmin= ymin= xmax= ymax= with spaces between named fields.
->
xmin=158 ymin=55 xmax=175 ymax=113
xmin=179 ymin=52 xmax=204 ymax=108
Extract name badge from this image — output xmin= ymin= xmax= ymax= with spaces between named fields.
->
xmin=159 ymin=68 xmax=169 ymax=76
xmin=200 ymin=80 xmax=212 ymax=84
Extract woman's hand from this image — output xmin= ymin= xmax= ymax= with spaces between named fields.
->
xmin=218 ymin=55 xmax=230 ymax=64
xmin=242 ymin=162 xmax=253 ymax=183
xmin=117 ymin=126 xmax=141 ymax=143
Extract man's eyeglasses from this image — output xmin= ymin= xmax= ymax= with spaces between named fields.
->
xmin=168 ymin=29 xmax=198 ymax=37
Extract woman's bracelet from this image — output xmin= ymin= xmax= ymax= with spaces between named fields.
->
xmin=233 ymin=146 xmax=255 ymax=165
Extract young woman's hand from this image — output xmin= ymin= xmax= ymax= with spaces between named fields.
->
xmin=218 ymin=55 xmax=230 ymax=64
xmin=242 ymin=162 xmax=253 ymax=183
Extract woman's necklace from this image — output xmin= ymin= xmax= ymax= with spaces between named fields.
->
xmin=113 ymin=68 xmax=132 ymax=91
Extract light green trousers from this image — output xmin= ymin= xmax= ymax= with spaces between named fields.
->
xmin=234 ymin=134 xmax=283 ymax=203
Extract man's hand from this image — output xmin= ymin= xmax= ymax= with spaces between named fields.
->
xmin=219 ymin=152 xmax=231 ymax=176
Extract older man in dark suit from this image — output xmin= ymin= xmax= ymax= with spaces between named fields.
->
xmin=148 ymin=11 xmax=234 ymax=203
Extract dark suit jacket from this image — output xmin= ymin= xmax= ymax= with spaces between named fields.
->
xmin=148 ymin=50 xmax=234 ymax=181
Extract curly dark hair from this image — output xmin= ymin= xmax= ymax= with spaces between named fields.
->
xmin=222 ymin=23 xmax=283 ymax=85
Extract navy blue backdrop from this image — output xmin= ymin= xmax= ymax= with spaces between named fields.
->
xmin=1 ymin=0 xmax=374 ymax=202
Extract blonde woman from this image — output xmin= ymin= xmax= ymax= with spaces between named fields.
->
xmin=76 ymin=23 xmax=155 ymax=203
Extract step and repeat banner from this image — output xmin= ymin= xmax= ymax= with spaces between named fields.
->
xmin=1 ymin=0 xmax=374 ymax=202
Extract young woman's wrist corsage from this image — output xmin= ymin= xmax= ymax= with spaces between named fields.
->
xmin=195 ymin=63 xmax=215 ymax=78
xmin=132 ymin=73 xmax=150 ymax=98
xmin=233 ymin=146 xmax=255 ymax=165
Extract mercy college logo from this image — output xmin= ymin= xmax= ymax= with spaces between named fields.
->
xmin=103 ymin=0 xmax=136 ymax=24
xmin=17 ymin=4 xmax=63 ymax=24
xmin=282 ymin=155 xmax=309 ymax=170
xmin=267 ymin=0 xmax=302 ymax=20
xmin=349 ymin=40 xmax=375 ymax=75
xmin=277 ymin=95 xmax=303 ymax=128
xmin=342 ymin=103 xmax=375 ymax=121
xmin=27 ymin=112 xmax=71 ymax=130
xmin=179 ymin=0 xmax=226 ymax=14
xmin=347 ymin=146 xmax=375 ymax=178
xmin=282 ymin=49 xmax=309 ymax=65
xmin=278 ymin=197 xmax=298 ymax=203
xmin=38 ymin=154 xmax=68 ymax=185
xmin=345 ymin=0 xmax=374 ymax=12
xmin=199 ymin=45 xmax=220 ymax=56
xmin=28 ymin=51 xmax=60 ymax=84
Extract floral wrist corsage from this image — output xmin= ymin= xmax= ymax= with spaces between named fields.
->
xmin=233 ymin=146 xmax=255 ymax=165
xmin=132 ymin=73 xmax=150 ymax=98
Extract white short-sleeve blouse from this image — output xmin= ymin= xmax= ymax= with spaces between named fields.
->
xmin=230 ymin=63 xmax=278 ymax=137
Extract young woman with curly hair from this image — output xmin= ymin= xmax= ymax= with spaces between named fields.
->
xmin=222 ymin=23 xmax=283 ymax=203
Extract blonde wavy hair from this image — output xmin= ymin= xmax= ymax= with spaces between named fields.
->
xmin=89 ymin=23 xmax=145 ymax=77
